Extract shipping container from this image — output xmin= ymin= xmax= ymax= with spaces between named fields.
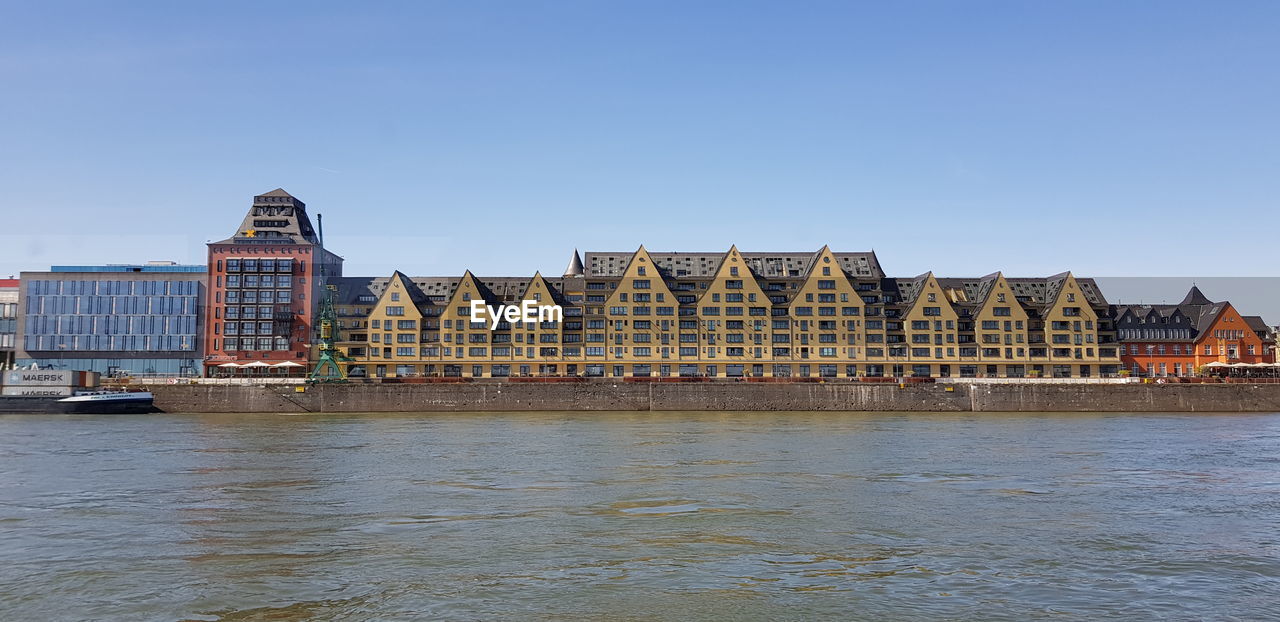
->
xmin=1 ymin=370 xmax=100 ymax=387
xmin=2 ymin=386 xmax=75 ymax=397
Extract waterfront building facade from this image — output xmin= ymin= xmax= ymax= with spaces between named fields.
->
xmin=1113 ymin=286 xmax=1274 ymax=377
xmin=327 ymin=246 xmax=1123 ymax=379
xmin=15 ymin=263 xmax=205 ymax=376
xmin=203 ymin=189 xmax=344 ymax=375
xmin=0 ymin=279 xmax=17 ymax=369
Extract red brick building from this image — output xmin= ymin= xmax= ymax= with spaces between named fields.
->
xmin=203 ymin=189 xmax=343 ymax=375
xmin=1113 ymin=286 xmax=1273 ymax=377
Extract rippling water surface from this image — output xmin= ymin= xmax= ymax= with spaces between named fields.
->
xmin=1 ymin=411 xmax=1278 ymax=620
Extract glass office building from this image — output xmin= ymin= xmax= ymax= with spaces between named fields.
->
xmin=17 ymin=263 xmax=206 ymax=376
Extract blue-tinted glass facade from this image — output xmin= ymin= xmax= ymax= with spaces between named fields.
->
xmin=23 ymin=279 xmax=201 ymax=352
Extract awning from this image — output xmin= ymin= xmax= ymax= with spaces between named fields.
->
xmin=241 ymin=361 xmax=271 ymax=368
xmin=1203 ymin=362 xmax=1228 ymax=367
xmin=272 ymin=361 xmax=305 ymax=368
xmin=216 ymin=363 xmax=241 ymax=368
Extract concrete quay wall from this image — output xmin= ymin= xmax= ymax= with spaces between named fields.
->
xmin=147 ymin=382 xmax=1280 ymax=413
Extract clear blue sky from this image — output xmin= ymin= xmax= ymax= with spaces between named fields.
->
xmin=2 ymin=1 xmax=1277 ymax=282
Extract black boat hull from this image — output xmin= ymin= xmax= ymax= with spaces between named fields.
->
xmin=0 ymin=396 xmax=155 ymax=414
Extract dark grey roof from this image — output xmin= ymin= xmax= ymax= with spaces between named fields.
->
xmin=213 ymin=188 xmax=319 ymax=245
xmin=582 ymin=249 xmax=883 ymax=279
xmin=332 ymin=276 xmax=382 ymax=305
xmin=335 ymin=273 xmax=580 ymax=307
xmin=563 ymin=250 xmax=584 ymax=277
xmin=1243 ymin=315 xmax=1272 ymax=336
xmin=895 ymin=273 xmax=932 ymax=305
xmin=1179 ymin=286 xmax=1213 ymax=306
xmin=1111 ymin=286 xmax=1233 ymax=342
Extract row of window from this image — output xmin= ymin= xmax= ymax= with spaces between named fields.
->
xmin=370 ymin=297 xmax=1113 ymax=327
xmin=23 ymin=314 xmax=199 ymax=336
xmin=219 ymin=322 xmax=284 ymax=336
xmin=1133 ymin=362 xmax=1202 ymax=376
xmin=26 ymin=295 xmax=198 ymax=316
xmin=355 ymin=344 xmax=1107 ymax=360
xmin=218 ymin=337 xmax=292 ymax=351
xmin=222 ymin=275 xmax=293 ymax=288
xmin=222 ymin=258 xmax=296 ymax=273
xmin=24 ymin=334 xmax=195 ymax=351
xmin=25 ymin=280 xmax=199 ymax=296
xmin=1118 ymin=328 xmax=1194 ymax=340
xmin=222 ymin=290 xmax=293 ymax=304
xmin=220 ymin=306 xmax=282 ymax=320
xmin=1125 ymin=343 xmax=1258 ymax=356
xmin=352 ymin=362 xmax=1118 ymax=379
xmin=426 ymin=316 xmax=1097 ymax=334
xmin=367 ymin=346 xmax=572 ymax=358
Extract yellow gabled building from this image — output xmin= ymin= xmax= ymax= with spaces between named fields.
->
xmin=325 ymin=247 xmax=1121 ymax=379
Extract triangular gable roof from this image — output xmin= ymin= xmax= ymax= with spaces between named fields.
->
xmin=444 ymin=270 xmax=502 ymax=307
xmin=802 ymin=245 xmax=829 ymax=279
xmin=524 ymin=271 xmax=570 ymax=306
xmin=700 ymin=245 xmax=771 ymax=302
xmin=387 ymin=270 xmax=432 ymax=306
xmin=901 ymin=272 xmax=963 ymax=318
xmin=896 ymin=272 xmax=934 ymax=306
xmin=615 ymin=245 xmax=651 ymax=280
xmin=1042 ymin=271 xmax=1073 ymax=309
xmin=973 ymin=272 xmax=1002 ymax=304
xmin=970 ymin=272 xmax=1028 ymax=318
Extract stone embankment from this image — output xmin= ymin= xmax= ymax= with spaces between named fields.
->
xmin=145 ymin=381 xmax=1280 ymax=413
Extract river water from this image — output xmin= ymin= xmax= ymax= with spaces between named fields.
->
xmin=1 ymin=411 xmax=1277 ymax=621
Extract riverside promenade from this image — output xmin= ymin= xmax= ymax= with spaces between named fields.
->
xmin=141 ymin=380 xmax=1280 ymax=413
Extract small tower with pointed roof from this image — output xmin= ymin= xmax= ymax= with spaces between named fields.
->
xmin=1179 ymin=285 xmax=1212 ymax=307
xmin=563 ymin=249 xmax=584 ymax=278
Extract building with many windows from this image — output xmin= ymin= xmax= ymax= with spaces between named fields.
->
xmin=1112 ymin=286 xmax=1274 ymax=377
xmin=325 ymin=246 xmax=1122 ymax=379
xmin=203 ymin=189 xmax=343 ymax=375
xmin=0 ymin=278 xmax=18 ymax=369
xmin=15 ymin=263 xmax=205 ymax=376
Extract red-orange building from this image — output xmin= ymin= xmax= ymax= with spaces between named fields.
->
xmin=1112 ymin=286 xmax=1274 ymax=377
xmin=203 ymin=189 xmax=343 ymax=375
